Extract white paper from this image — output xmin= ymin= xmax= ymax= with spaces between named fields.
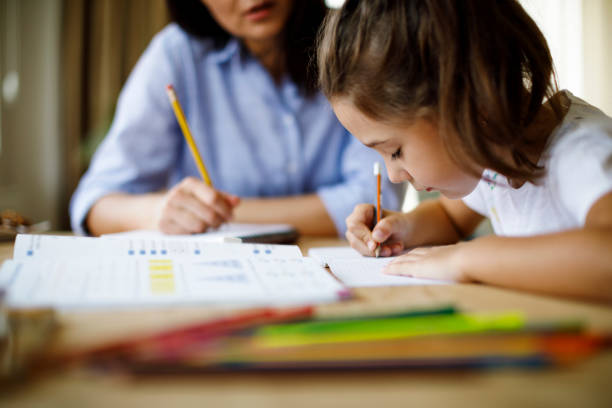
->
xmin=308 ymin=246 xmax=363 ymax=267
xmin=0 ymin=256 xmax=348 ymax=309
xmin=101 ymin=223 xmax=295 ymax=243
xmin=327 ymin=257 xmax=450 ymax=287
xmin=13 ymin=234 xmax=302 ymax=260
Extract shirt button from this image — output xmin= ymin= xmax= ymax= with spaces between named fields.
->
xmin=283 ymin=114 xmax=294 ymax=126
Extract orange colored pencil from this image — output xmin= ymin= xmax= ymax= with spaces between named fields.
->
xmin=374 ymin=162 xmax=381 ymax=257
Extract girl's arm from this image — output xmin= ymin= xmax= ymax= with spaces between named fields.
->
xmin=387 ymin=191 xmax=612 ymax=303
xmin=459 ymin=191 xmax=612 ymax=302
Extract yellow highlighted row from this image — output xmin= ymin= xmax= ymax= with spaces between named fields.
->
xmin=148 ymin=260 xmax=175 ymax=294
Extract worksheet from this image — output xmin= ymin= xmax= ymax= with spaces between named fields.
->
xmin=13 ymin=234 xmax=303 ymax=259
xmin=327 ymin=257 xmax=450 ymax=287
xmin=0 ymin=256 xmax=348 ymax=309
xmin=308 ymin=246 xmax=363 ymax=267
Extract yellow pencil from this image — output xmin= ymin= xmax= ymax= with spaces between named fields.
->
xmin=165 ymin=84 xmax=213 ymax=187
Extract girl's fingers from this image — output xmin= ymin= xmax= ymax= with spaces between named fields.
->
xmin=346 ymin=209 xmax=377 ymax=251
xmin=384 ymin=258 xmax=414 ymax=277
xmin=389 ymin=241 xmax=405 ymax=255
xmin=379 ymin=245 xmax=393 ymax=257
xmin=371 ymin=216 xmax=399 ymax=243
xmin=346 ymin=229 xmax=374 ymax=256
xmin=350 ymin=203 xmax=375 ymax=226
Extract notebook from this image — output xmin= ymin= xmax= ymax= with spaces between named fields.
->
xmin=0 ymin=235 xmax=349 ymax=310
xmin=309 ymin=246 xmax=451 ymax=287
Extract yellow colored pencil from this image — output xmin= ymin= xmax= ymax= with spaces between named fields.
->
xmin=165 ymin=84 xmax=213 ymax=187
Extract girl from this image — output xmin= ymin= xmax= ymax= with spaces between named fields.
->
xmin=70 ymin=0 xmax=402 ymax=237
xmin=318 ymin=0 xmax=612 ymax=302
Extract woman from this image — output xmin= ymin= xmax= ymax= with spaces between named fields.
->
xmin=70 ymin=0 xmax=402 ymax=236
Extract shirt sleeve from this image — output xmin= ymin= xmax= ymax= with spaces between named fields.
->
xmin=317 ymin=132 xmax=404 ymax=237
xmin=69 ymin=25 xmax=185 ymax=235
xmin=550 ymin=123 xmax=612 ymax=225
xmin=462 ymin=180 xmax=488 ymax=217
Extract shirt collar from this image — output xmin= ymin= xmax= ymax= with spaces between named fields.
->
xmin=209 ymin=38 xmax=241 ymax=64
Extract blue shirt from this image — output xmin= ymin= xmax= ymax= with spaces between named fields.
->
xmin=70 ymin=24 xmax=402 ymax=236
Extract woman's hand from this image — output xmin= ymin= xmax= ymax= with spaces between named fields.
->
xmin=384 ymin=243 xmax=471 ymax=282
xmin=345 ymin=204 xmax=411 ymax=257
xmin=153 ymin=177 xmax=240 ymax=234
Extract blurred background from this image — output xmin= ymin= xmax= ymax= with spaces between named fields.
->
xmin=0 ymin=0 xmax=610 ymax=230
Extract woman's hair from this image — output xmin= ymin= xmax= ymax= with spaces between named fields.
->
xmin=167 ymin=0 xmax=327 ymax=95
xmin=318 ymin=0 xmax=560 ymax=181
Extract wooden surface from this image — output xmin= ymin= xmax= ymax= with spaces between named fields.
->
xmin=1 ymin=236 xmax=612 ymax=408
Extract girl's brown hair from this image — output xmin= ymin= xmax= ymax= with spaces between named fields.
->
xmin=318 ymin=0 xmax=560 ymax=181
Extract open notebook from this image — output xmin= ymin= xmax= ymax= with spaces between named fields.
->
xmin=309 ymin=246 xmax=451 ymax=287
xmin=0 ymin=234 xmax=348 ymax=310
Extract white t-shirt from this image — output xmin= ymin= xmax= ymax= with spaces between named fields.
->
xmin=462 ymin=91 xmax=612 ymax=237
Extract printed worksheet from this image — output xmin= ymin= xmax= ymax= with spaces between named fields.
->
xmin=0 ymin=256 xmax=348 ymax=309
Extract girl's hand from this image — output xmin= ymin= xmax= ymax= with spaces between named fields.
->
xmin=154 ymin=177 xmax=240 ymax=234
xmin=384 ymin=243 xmax=471 ymax=282
xmin=345 ymin=204 xmax=410 ymax=257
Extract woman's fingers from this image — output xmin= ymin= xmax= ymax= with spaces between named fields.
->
xmin=183 ymin=177 xmax=235 ymax=221
xmin=174 ymin=190 xmax=225 ymax=228
xmin=157 ymin=203 xmax=201 ymax=234
xmin=156 ymin=177 xmax=240 ymax=234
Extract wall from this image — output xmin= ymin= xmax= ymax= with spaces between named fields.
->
xmin=0 ymin=0 xmax=63 ymax=227
xmin=583 ymin=0 xmax=612 ymax=116
xmin=521 ymin=0 xmax=612 ymax=115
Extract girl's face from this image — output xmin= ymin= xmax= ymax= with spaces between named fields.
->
xmin=332 ymin=99 xmax=482 ymax=199
xmin=200 ymin=0 xmax=293 ymax=43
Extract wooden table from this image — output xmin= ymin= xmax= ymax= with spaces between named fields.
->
xmin=1 ymin=237 xmax=612 ymax=408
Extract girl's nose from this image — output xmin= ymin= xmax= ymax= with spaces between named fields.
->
xmin=385 ymin=163 xmax=411 ymax=184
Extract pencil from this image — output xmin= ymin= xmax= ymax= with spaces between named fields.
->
xmin=374 ymin=162 xmax=381 ymax=257
xmin=166 ymin=84 xmax=213 ymax=187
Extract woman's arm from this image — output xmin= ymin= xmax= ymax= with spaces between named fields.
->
xmin=233 ymin=194 xmax=337 ymax=236
xmin=387 ymin=191 xmax=612 ymax=303
xmin=86 ymin=182 xmax=336 ymax=237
